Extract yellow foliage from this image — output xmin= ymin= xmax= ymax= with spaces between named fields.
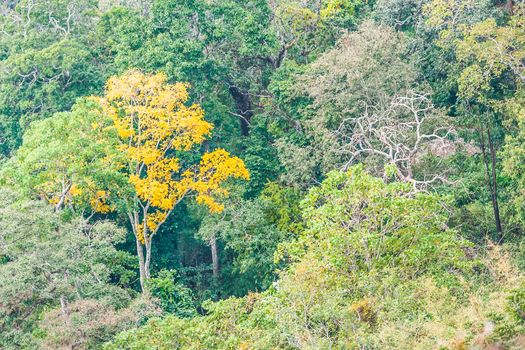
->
xmin=146 ymin=211 xmax=168 ymax=232
xmin=69 ymin=184 xmax=82 ymax=197
xmin=192 ymin=149 xmax=250 ymax=213
xmin=98 ymin=70 xmax=249 ymax=243
xmin=99 ymin=69 xmax=212 ymax=153
xmin=90 ymin=190 xmax=112 ymax=214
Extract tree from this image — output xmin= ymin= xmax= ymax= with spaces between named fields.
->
xmin=301 ymin=21 xmax=417 ymax=126
xmin=424 ymin=1 xmax=525 ymax=240
xmin=1 ymin=98 xmax=124 ymax=214
xmin=5 ymin=70 xmax=250 ymax=291
xmin=256 ymin=166 xmax=474 ymax=348
xmin=275 ymin=22 xmax=439 ymax=186
xmin=335 ymin=92 xmax=463 ymax=190
xmin=97 ymin=70 xmax=249 ymax=290
xmin=0 ymin=189 xmax=157 ymax=349
xmin=0 ymin=0 xmax=106 ymax=156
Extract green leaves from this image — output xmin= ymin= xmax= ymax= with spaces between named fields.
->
xmin=0 ymin=189 xmax=143 ymax=349
xmin=0 ymin=0 xmax=105 ymax=156
xmin=2 ymin=98 xmax=128 ymax=215
xmin=297 ymin=166 xmax=472 ymax=280
xmin=146 ymin=270 xmax=197 ymax=318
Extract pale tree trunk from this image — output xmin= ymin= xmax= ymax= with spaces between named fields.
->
xmin=128 ymin=196 xmax=181 ymax=292
xmin=55 ymin=179 xmax=72 ymax=212
xmin=145 ymin=236 xmax=152 ymax=280
xmin=130 ymin=210 xmax=148 ymax=291
xmin=210 ymin=233 xmax=219 ymax=281
xmin=135 ymin=236 xmax=147 ymax=291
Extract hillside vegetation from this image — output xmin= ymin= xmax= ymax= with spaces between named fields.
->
xmin=1 ymin=0 xmax=525 ymax=349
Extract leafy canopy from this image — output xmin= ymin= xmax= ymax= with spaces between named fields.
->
xmin=97 ymin=70 xmax=250 ymax=240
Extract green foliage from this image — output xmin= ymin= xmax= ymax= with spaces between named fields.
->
xmin=0 ymin=0 xmax=106 ymax=156
xmin=508 ymin=282 xmax=525 ymax=323
xmin=301 ymin=21 xmax=417 ymax=127
xmin=240 ymin=118 xmax=282 ymax=198
xmin=3 ymin=0 xmax=525 ymax=348
xmin=1 ymin=98 xmax=127 ymax=215
xmin=0 ymin=189 xmax=154 ymax=349
xmin=146 ymin=270 xmax=197 ymax=318
xmin=198 ymin=194 xmax=291 ymax=295
xmin=106 ymin=168 xmax=525 ymax=349
xmin=105 ymin=295 xmax=275 ymax=350
xmin=271 ymin=21 xmax=424 ymax=185
xmin=295 ymin=166 xmax=473 ymax=279
xmin=503 ymin=93 xmax=525 ymax=226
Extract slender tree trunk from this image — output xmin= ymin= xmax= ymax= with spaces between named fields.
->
xmin=135 ymin=235 xmax=147 ymax=291
xmin=487 ymin=128 xmax=503 ymax=240
xmin=480 ymin=127 xmax=503 ymax=241
xmin=130 ymin=210 xmax=147 ymax=291
xmin=210 ymin=233 xmax=219 ymax=280
xmin=145 ymin=237 xmax=152 ymax=280
xmin=55 ymin=180 xmax=72 ymax=212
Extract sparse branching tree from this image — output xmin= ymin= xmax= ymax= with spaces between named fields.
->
xmin=336 ymin=92 xmax=461 ymax=190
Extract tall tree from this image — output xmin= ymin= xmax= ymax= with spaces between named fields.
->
xmin=97 ymin=70 xmax=250 ymax=290
xmin=6 ymin=70 xmax=250 ymax=291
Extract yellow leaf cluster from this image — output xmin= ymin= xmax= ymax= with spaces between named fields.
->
xmin=146 ymin=211 xmax=168 ymax=232
xmin=99 ymin=69 xmax=212 ymax=153
xmin=90 ymin=190 xmax=113 ymax=214
xmin=191 ymin=149 xmax=250 ymax=213
xmin=69 ymin=184 xmax=82 ymax=197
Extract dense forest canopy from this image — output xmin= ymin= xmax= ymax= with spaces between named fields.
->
xmin=1 ymin=0 xmax=525 ymax=349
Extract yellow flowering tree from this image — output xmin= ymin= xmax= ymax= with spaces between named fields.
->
xmin=98 ymin=70 xmax=249 ymax=290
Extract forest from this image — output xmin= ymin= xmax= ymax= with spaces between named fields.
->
xmin=1 ymin=0 xmax=525 ymax=349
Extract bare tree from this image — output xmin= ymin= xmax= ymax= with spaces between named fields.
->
xmin=335 ymin=92 xmax=465 ymax=191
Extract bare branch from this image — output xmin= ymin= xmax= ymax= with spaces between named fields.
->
xmin=334 ymin=91 xmax=460 ymax=191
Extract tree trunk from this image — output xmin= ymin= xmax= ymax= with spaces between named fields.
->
xmin=135 ymin=235 xmax=147 ymax=291
xmin=487 ymin=128 xmax=503 ymax=240
xmin=145 ymin=236 xmax=152 ymax=280
xmin=55 ymin=180 xmax=72 ymax=212
xmin=210 ymin=233 xmax=219 ymax=280
xmin=229 ymin=85 xmax=252 ymax=137
xmin=480 ymin=127 xmax=503 ymax=242
xmin=130 ymin=210 xmax=148 ymax=291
